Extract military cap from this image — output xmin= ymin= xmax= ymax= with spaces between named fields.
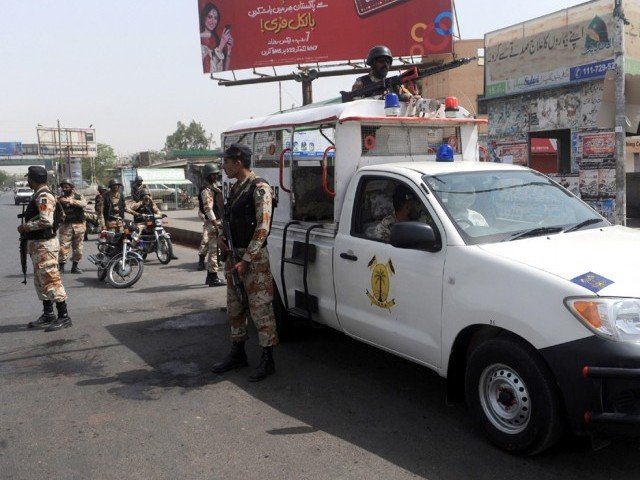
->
xmin=26 ymin=166 xmax=47 ymax=183
xmin=223 ymin=143 xmax=252 ymax=160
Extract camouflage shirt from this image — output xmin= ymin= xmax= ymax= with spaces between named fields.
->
xmin=24 ymin=186 xmax=56 ymax=233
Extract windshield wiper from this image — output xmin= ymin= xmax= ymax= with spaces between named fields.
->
xmin=505 ymin=226 xmax=564 ymax=241
xmin=563 ymin=218 xmax=604 ymax=233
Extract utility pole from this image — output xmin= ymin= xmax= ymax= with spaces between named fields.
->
xmin=614 ymin=0 xmax=629 ymax=225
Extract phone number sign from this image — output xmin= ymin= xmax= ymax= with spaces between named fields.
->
xmin=570 ymin=58 xmax=615 ymax=82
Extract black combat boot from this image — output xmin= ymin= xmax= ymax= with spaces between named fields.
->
xmin=28 ymin=301 xmax=56 ymax=328
xmin=212 ymin=342 xmax=248 ymax=374
xmin=206 ymin=271 xmax=226 ymax=287
xmin=45 ymin=301 xmax=72 ymax=332
xmin=70 ymin=261 xmax=83 ymax=274
xmin=58 ymin=263 xmax=65 ymax=274
xmin=197 ymin=255 xmax=206 ymax=271
xmin=248 ymin=346 xmax=275 ymax=382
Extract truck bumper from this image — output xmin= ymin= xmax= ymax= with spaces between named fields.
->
xmin=540 ymin=336 xmax=640 ymax=437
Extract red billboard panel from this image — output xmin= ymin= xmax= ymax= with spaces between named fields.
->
xmin=198 ymin=0 xmax=453 ymax=73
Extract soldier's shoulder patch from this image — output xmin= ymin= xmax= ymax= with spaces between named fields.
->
xmin=255 ymin=187 xmax=267 ymax=199
xmin=39 ymin=196 xmax=48 ymax=211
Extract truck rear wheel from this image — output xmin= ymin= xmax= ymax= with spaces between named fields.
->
xmin=464 ymin=335 xmax=564 ymax=454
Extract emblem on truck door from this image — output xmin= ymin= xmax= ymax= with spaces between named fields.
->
xmin=366 ymin=256 xmax=396 ymax=310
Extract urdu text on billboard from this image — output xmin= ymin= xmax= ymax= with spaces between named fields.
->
xmin=485 ymin=0 xmax=618 ymax=98
xmin=198 ymin=0 xmax=453 ymax=73
xmin=0 ymin=142 xmax=23 ymax=156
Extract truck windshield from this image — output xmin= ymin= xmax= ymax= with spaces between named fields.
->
xmin=424 ymin=170 xmax=608 ymax=245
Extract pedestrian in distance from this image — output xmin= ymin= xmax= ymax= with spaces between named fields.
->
xmin=198 ymin=163 xmax=225 ymax=286
xmin=18 ymin=166 xmax=72 ymax=332
xmin=212 ymin=143 xmax=278 ymax=382
xmin=57 ymin=178 xmax=88 ymax=274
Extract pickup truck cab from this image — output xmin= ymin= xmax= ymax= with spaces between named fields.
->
xmin=221 ymin=97 xmax=640 ymax=453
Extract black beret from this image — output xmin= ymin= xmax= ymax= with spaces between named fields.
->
xmin=26 ymin=165 xmax=47 ymax=182
xmin=223 ymin=143 xmax=252 ymax=159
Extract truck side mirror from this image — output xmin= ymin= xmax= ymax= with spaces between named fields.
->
xmin=390 ymin=222 xmax=441 ymax=252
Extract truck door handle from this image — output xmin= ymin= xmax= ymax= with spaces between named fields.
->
xmin=340 ymin=252 xmax=358 ymax=261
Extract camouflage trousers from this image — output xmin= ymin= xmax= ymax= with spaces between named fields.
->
xmin=28 ymin=238 xmax=67 ymax=303
xmin=201 ymin=222 xmax=219 ymax=272
xmin=58 ymin=221 xmax=86 ymax=263
xmin=225 ymin=247 xmax=278 ymax=347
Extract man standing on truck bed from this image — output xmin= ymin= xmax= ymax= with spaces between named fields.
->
xmin=351 ymin=45 xmax=413 ymax=101
xmin=212 ymin=143 xmax=279 ymax=382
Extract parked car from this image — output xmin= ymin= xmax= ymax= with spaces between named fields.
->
xmin=14 ymin=187 xmax=33 ymax=205
xmin=145 ymin=183 xmax=176 ymax=200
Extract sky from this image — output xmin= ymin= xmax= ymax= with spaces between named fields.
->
xmin=0 ymin=0 xmax=592 ymax=157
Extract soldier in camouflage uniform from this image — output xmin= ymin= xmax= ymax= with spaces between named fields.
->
xmin=57 ymin=178 xmax=88 ymax=274
xmin=95 ymin=184 xmax=107 ymax=230
xmin=101 ymin=178 xmax=133 ymax=231
xmin=131 ymin=175 xmax=145 ymax=202
xmin=17 ymin=166 xmax=72 ymax=332
xmin=198 ymin=163 xmax=225 ymax=286
xmin=212 ymin=144 xmax=278 ymax=382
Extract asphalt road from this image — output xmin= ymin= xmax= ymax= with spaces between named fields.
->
xmin=1 ymin=191 xmax=639 ymax=480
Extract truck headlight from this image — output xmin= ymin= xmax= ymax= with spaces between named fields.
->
xmin=565 ymin=297 xmax=640 ymax=343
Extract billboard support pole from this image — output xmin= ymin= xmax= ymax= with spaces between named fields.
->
xmin=614 ymin=0 xmax=629 ymax=225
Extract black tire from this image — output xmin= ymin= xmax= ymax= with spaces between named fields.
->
xmin=464 ymin=335 xmax=564 ymax=455
xmin=156 ymin=236 xmax=172 ymax=264
xmin=97 ymin=266 xmax=107 ymax=281
xmin=106 ymin=253 xmax=144 ymax=288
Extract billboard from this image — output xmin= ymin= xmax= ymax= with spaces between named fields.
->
xmin=37 ymin=127 xmax=97 ymax=158
xmin=198 ymin=0 xmax=453 ymax=73
xmin=0 ymin=142 xmax=23 ymax=156
xmin=485 ymin=0 xmax=616 ymax=98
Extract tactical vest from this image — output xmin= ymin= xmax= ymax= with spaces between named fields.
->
xmin=24 ymin=188 xmax=57 ymax=240
xmin=226 ymin=177 xmax=270 ymax=248
xmin=131 ymin=185 xmax=143 ymax=202
xmin=133 ymin=202 xmax=154 ymax=223
xmin=103 ymin=192 xmax=126 ymax=220
xmin=60 ymin=193 xmax=85 ymax=223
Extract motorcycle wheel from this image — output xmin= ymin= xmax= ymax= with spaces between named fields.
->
xmin=106 ymin=253 xmax=144 ymax=288
xmin=156 ymin=236 xmax=173 ymax=265
xmin=97 ymin=266 xmax=107 ymax=281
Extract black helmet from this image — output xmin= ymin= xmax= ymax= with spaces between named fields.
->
xmin=201 ymin=163 xmax=221 ymax=179
xmin=98 ymin=184 xmax=107 ymax=193
xmin=139 ymin=188 xmax=151 ymax=197
xmin=366 ymin=45 xmax=393 ymax=66
xmin=60 ymin=178 xmax=74 ymax=187
xmin=108 ymin=178 xmax=122 ymax=188
xmin=134 ymin=175 xmax=143 ymax=182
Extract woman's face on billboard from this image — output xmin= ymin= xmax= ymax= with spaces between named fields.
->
xmin=205 ymin=9 xmax=219 ymax=31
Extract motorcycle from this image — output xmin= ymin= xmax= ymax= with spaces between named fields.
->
xmin=87 ymin=219 xmax=144 ymax=288
xmin=135 ymin=213 xmax=174 ymax=264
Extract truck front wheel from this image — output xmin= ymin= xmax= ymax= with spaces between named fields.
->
xmin=464 ymin=335 xmax=564 ymax=454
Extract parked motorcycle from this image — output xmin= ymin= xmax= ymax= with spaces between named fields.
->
xmin=87 ymin=220 xmax=144 ymax=288
xmin=135 ymin=214 xmax=174 ymax=264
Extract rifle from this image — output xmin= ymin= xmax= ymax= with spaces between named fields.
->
xmin=222 ymin=209 xmax=245 ymax=301
xmin=17 ymin=206 xmax=27 ymax=285
xmin=340 ymin=57 xmax=475 ymax=103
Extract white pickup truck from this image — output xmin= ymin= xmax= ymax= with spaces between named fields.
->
xmin=221 ymin=98 xmax=640 ymax=453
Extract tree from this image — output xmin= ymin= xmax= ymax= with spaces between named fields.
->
xmin=82 ymin=143 xmax=116 ymax=185
xmin=0 ymin=170 xmax=8 ymax=187
xmin=164 ymin=120 xmax=213 ymax=151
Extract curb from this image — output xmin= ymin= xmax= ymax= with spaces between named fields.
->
xmin=166 ymin=226 xmax=201 ymax=249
